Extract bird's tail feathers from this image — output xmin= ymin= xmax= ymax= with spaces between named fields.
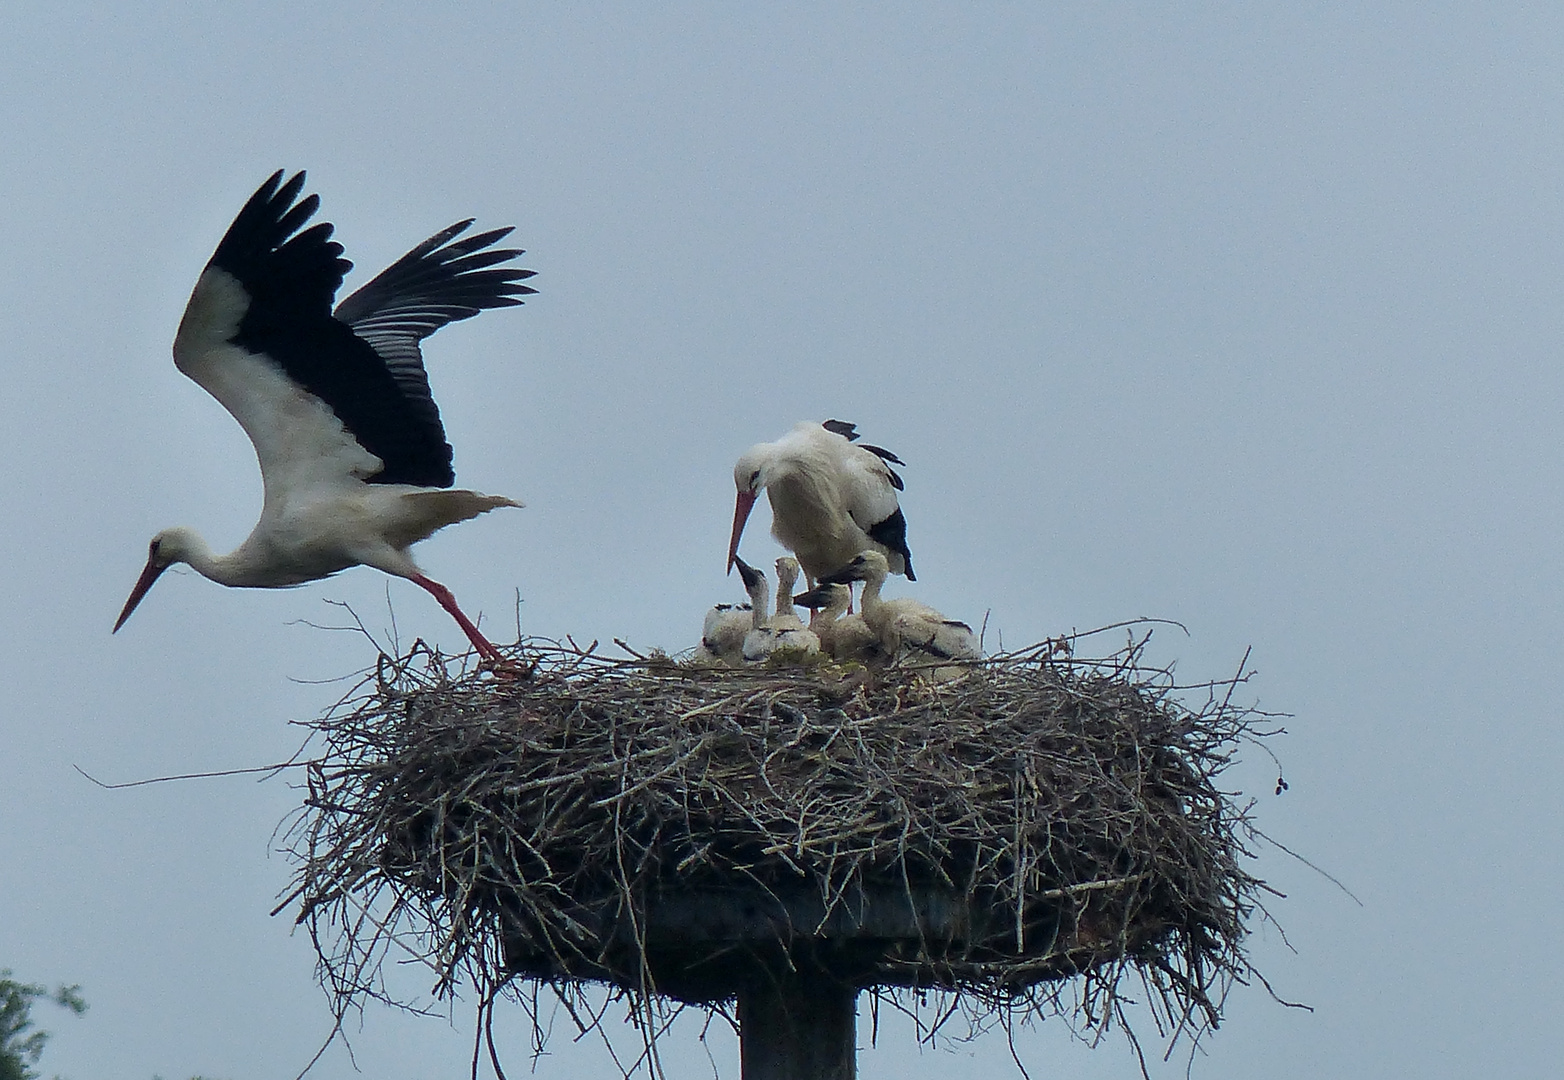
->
xmin=391 ymin=489 xmax=522 ymax=547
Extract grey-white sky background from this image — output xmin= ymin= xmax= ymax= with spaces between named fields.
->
xmin=3 ymin=2 xmax=1561 ymax=1077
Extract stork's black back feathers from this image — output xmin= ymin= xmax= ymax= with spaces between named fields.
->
xmin=824 ymin=417 xmax=905 ymax=488
xmin=822 ymin=417 xmax=913 ymax=570
xmin=208 ymin=170 xmax=533 ymax=487
xmin=867 ymin=507 xmax=916 ymax=581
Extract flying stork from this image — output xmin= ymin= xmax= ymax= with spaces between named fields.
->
xmin=113 ymin=170 xmax=534 ymax=668
xmin=727 ymin=420 xmax=915 ymax=588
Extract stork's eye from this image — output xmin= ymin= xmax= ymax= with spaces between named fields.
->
xmin=149 ymin=538 xmax=162 ymax=557
xmin=748 ymin=469 xmax=761 ymax=490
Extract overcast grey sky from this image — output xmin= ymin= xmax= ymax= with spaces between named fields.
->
xmin=3 ymin=2 xmax=1562 ymax=1077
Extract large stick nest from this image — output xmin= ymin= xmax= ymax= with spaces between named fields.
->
xmin=283 ymin=625 xmax=1280 ymax=1059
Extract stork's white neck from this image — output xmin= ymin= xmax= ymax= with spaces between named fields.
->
xmin=857 ymin=565 xmax=886 ymax=618
xmin=774 ymin=563 xmax=800 ymax=619
xmin=156 ymin=526 xmax=255 ymax=588
xmin=745 ymin=575 xmax=772 ymax=631
xmin=822 ymin=586 xmax=851 ymax=620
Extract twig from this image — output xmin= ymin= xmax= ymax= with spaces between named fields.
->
xmin=74 ymin=761 xmax=309 ymax=789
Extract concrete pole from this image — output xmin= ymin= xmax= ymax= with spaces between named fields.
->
xmin=738 ymin=973 xmax=856 ymax=1080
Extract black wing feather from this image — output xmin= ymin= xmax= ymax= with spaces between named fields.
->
xmin=867 ymin=507 xmax=916 ymax=581
xmin=209 ymin=172 xmax=529 ymax=488
xmin=334 ymin=221 xmax=536 ymax=408
xmin=858 ymin=442 xmax=905 ymax=467
xmin=825 ymin=420 xmax=905 ymax=484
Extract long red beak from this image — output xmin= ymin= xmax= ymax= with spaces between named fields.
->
xmin=113 ymin=557 xmax=168 ymax=633
xmin=727 ymin=490 xmax=758 ymax=574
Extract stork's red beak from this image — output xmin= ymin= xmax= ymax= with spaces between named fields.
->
xmin=113 ymin=556 xmax=168 ymax=633
xmin=727 ymin=490 xmax=758 ymax=573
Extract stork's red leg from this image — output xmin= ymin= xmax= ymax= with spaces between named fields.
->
xmin=410 ymin=573 xmax=517 ymax=675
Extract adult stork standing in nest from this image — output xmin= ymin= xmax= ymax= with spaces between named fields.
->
xmin=727 ymin=420 xmax=915 ymax=588
xmin=113 ymin=170 xmax=534 ymax=669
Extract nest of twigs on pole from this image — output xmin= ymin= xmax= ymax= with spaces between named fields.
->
xmin=282 ymin=624 xmax=1281 ymax=1072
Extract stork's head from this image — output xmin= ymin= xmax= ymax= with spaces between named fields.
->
xmin=727 ymin=445 xmax=770 ymax=573
xmin=819 ymin=549 xmax=890 ymax=588
xmin=113 ymin=527 xmax=195 ymax=632
xmin=731 ymin=554 xmax=763 ymax=591
xmin=774 ymin=556 xmax=801 ymax=594
xmin=730 ymin=554 xmax=771 ymax=609
xmin=793 ymin=582 xmax=850 ymax=617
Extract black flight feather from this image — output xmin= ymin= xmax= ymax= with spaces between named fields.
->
xmin=208 ymin=170 xmax=531 ymax=488
xmin=824 ymin=421 xmax=906 ymax=488
xmin=858 ymin=442 xmax=905 ymax=466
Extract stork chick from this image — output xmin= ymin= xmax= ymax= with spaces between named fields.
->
xmin=733 ymin=556 xmax=820 ymax=662
xmin=772 ymin=557 xmax=809 ymax=632
xmin=692 ymin=601 xmax=752 ymax=666
xmin=820 ymin=551 xmax=979 ymax=670
xmin=793 ymin=581 xmax=880 ymax=664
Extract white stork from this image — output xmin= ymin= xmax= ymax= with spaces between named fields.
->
xmin=727 ymin=420 xmax=914 ymax=588
xmin=820 ymin=550 xmax=979 ymax=668
xmin=113 ymin=170 xmax=534 ymax=668
xmin=733 ymin=556 xmax=820 ymax=661
xmin=692 ymin=601 xmax=752 ymax=666
xmin=771 ymin=557 xmax=808 ymax=632
xmin=793 ymin=581 xmax=880 ymax=664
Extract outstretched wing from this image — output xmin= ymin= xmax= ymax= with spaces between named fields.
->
xmin=334 ymin=220 xmax=536 ymax=422
xmin=173 ymin=171 xmax=530 ymax=496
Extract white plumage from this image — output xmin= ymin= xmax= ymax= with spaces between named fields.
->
xmin=733 ymin=556 xmax=821 ymax=662
xmin=728 ymin=420 xmax=915 ymax=587
xmin=794 ymin=582 xmax=881 ymax=664
xmin=113 ymin=171 xmax=533 ymax=669
xmin=821 ymin=550 xmax=980 ymax=670
xmin=771 ymin=557 xmax=809 ymax=632
xmin=692 ymin=601 xmax=753 ymax=666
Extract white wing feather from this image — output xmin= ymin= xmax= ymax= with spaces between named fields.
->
xmin=173 ymin=268 xmax=383 ymax=504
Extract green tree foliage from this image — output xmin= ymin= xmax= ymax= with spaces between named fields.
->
xmin=0 ymin=971 xmax=86 ymax=1080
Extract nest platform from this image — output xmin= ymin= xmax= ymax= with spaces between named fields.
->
xmin=285 ymin=629 xmax=1275 ymax=1072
